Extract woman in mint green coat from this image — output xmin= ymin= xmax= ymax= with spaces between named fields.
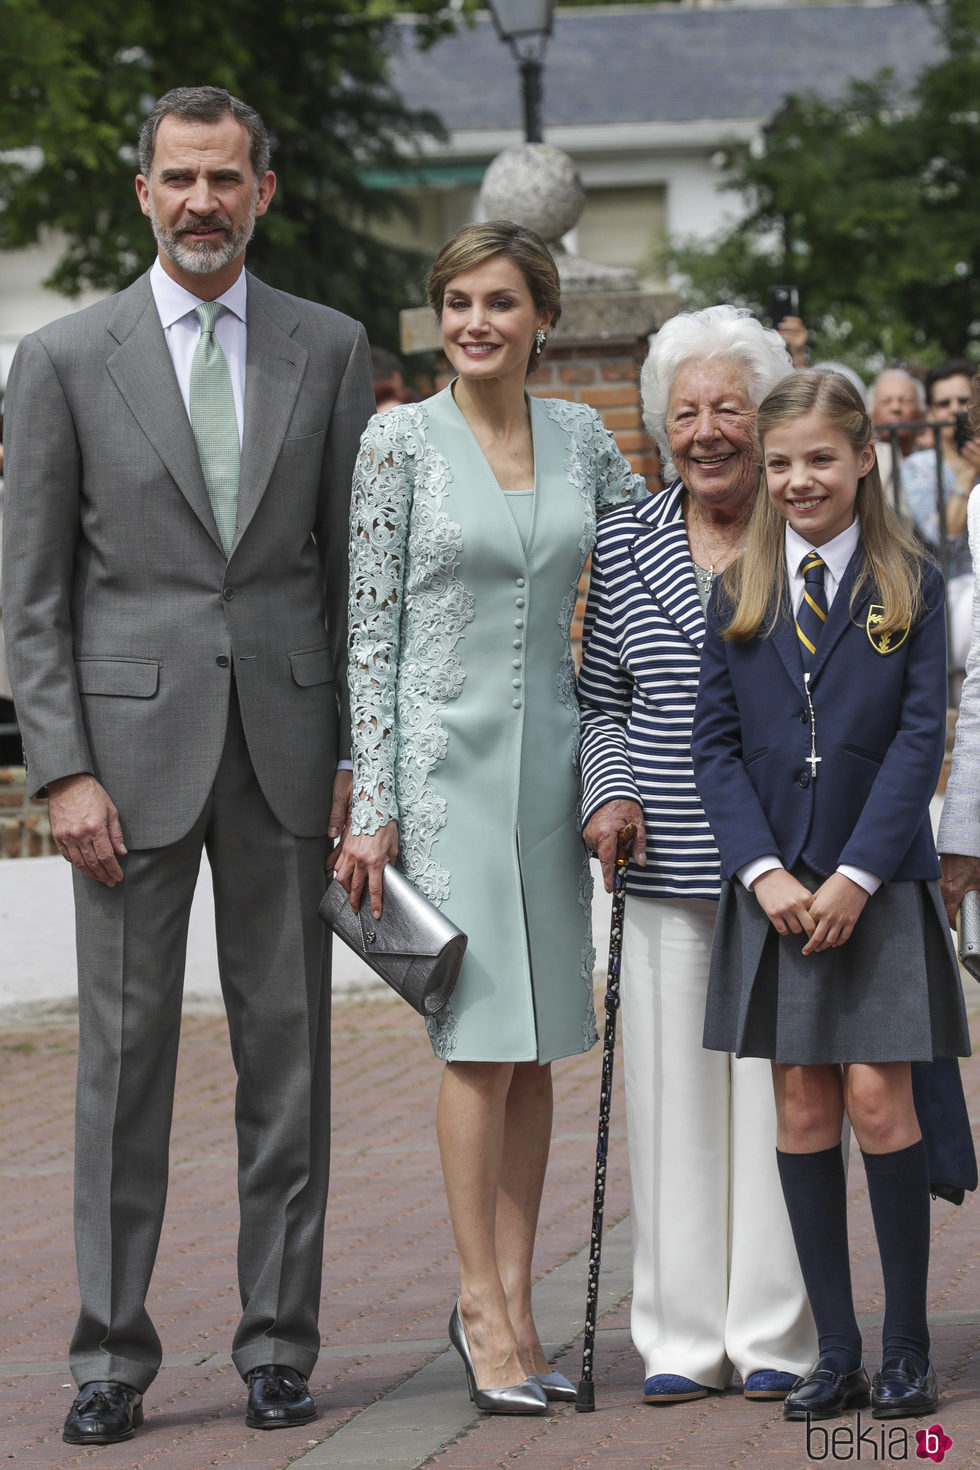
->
xmin=336 ymin=222 xmax=643 ymax=1413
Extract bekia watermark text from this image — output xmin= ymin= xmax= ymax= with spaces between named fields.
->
xmin=804 ymin=1414 xmax=953 ymax=1461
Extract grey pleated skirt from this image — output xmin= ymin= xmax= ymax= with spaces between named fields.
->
xmin=702 ymin=866 xmax=971 ymax=1065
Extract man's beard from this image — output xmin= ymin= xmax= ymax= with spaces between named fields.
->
xmin=150 ymin=201 xmax=256 ymax=276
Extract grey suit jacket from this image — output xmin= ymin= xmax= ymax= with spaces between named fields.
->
xmin=2 ymin=269 xmax=374 ymax=848
xmin=939 ymin=487 xmax=980 ymax=857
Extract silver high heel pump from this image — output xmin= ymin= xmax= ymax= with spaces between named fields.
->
xmin=531 ymin=1371 xmax=578 ymax=1403
xmin=448 ymin=1301 xmax=548 ymax=1415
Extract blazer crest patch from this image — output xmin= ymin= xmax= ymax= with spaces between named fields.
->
xmin=866 ymin=605 xmax=909 ymax=654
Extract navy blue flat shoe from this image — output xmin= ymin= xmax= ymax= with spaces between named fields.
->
xmin=783 ymin=1361 xmax=871 ymax=1421
xmin=871 ymin=1359 xmax=938 ymax=1420
xmin=743 ymin=1369 xmax=799 ymax=1400
xmin=643 ymin=1374 xmax=708 ymax=1404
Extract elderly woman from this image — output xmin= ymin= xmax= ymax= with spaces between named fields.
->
xmin=336 ymin=221 xmax=644 ymax=1414
xmin=578 ymin=305 xmax=816 ymax=1404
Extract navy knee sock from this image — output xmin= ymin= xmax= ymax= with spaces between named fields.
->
xmin=861 ymin=1141 xmax=931 ymax=1375
xmin=776 ymin=1145 xmax=862 ymax=1374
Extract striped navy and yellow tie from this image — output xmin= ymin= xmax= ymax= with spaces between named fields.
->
xmin=796 ymin=552 xmax=827 ymax=668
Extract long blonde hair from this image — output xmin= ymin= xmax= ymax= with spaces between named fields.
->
xmin=722 ymin=370 xmax=925 ymax=642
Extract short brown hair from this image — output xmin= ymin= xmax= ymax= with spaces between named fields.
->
xmin=426 ymin=221 xmax=561 ymax=372
xmin=138 ymin=86 xmax=271 ymax=179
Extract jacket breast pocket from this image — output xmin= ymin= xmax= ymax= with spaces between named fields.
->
xmin=289 ymin=646 xmax=334 ymax=688
xmin=75 ymin=657 xmax=159 ymax=697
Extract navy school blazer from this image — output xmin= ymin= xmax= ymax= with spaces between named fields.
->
xmin=690 ymin=550 xmax=947 ymax=885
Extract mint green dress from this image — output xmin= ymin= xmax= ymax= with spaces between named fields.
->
xmin=348 ymin=385 xmax=644 ymax=1062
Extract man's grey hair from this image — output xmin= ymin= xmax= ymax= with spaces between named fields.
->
xmin=870 ymin=367 xmax=926 ymax=413
xmin=138 ymin=86 xmax=271 ymax=179
xmin=640 ymin=305 xmax=793 ymax=465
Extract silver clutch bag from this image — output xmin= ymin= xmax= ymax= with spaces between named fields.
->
xmin=959 ymin=888 xmax=980 ymax=982
xmin=319 ymin=865 xmax=466 ymax=1016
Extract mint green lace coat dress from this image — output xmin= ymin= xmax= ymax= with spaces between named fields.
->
xmin=348 ymin=385 xmax=644 ymax=1062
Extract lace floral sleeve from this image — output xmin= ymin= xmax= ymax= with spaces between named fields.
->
xmin=348 ymin=410 xmax=415 ymax=836
xmin=591 ymin=411 xmax=648 ymax=515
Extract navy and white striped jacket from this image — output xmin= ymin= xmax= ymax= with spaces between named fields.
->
xmin=578 ymin=478 xmax=722 ymax=899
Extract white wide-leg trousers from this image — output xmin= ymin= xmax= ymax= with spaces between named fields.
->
xmin=620 ymin=895 xmax=816 ymax=1388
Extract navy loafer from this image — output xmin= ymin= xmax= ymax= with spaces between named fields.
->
xmin=783 ymin=1362 xmax=871 ymax=1421
xmin=871 ymin=1359 xmax=938 ymax=1420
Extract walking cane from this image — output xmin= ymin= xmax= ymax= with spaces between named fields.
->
xmin=576 ymin=823 xmax=635 ymax=1412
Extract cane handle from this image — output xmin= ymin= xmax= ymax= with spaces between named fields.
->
xmin=614 ymin=824 xmax=636 ymax=869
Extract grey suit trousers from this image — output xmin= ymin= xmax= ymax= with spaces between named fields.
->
xmin=69 ymin=686 xmax=331 ymax=1391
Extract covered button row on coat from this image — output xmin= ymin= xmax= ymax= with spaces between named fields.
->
xmin=511 ymin=583 xmax=525 ymax=709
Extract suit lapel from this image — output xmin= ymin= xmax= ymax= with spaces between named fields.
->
xmin=235 ymin=275 xmax=308 ymax=550
xmin=809 ymin=547 xmax=864 ymax=684
xmin=769 ymin=592 xmax=807 ymax=694
xmin=627 ymin=481 xmax=706 ymax=652
xmin=105 ymin=275 xmax=223 ymax=550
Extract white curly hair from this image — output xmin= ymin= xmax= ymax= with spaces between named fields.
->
xmin=641 ymin=305 xmax=793 ymax=474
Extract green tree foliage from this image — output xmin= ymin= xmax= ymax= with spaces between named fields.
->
xmin=0 ymin=0 xmax=459 ymax=344
xmin=671 ymin=0 xmax=980 ymax=371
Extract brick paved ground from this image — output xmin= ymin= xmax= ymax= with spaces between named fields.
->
xmin=2 ymin=985 xmax=979 ymax=1469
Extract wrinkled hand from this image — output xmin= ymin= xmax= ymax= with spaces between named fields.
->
xmin=47 ymin=772 xmax=127 ymax=886
xmin=332 ymin=820 xmax=399 ymax=918
xmin=582 ymin=799 xmax=646 ymax=893
xmin=324 ymin=768 xmax=353 ymax=874
xmin=751 ymin=867 xmax=815 ymax=939
xmin=940 ymin=852 xmax=980 ymax=926
xmin=802 ymin=872 xmax=868 ymax=954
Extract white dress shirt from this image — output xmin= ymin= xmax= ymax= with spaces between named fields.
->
xmin=738 ymin=517 xmax=881 ymax=895
xmin=149 ymin=258 xmax=246 ymax=444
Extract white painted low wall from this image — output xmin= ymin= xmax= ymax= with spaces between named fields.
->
xmin=0 ymin=853 xmax=393 ymax=1023
xmin=0 ymin=853 xmax=616 ymax=1025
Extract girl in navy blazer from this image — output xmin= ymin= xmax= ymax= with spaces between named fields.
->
xmin=692 ymin=371 xmax=971 ymax=1424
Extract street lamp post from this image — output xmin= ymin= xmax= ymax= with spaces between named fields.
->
xmin=487 ymin=0 xmax=556 ymax=144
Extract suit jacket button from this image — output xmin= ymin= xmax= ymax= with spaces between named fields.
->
xmin=222 ymin=587 xmax=235 ymax=601
xmin=798 ymin=771 xmax=810 ymax=787
xmin=216 ymin=655 xmax=230 ymax=668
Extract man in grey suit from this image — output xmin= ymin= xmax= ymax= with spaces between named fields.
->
xmin=2 ymin=86 xmax=374 ymax=1445
xmin=940 ymin=484 xmax=980 ymax=922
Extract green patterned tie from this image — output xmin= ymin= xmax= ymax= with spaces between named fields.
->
xmin=189 ymin=301 xmax=240 ymax=556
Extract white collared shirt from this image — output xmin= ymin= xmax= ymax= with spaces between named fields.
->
xmin=738 ymin=515 xmax=880 ymax=897
xmin=149 ymin=257 xmax=246 ymax=445
xmin=785 ymin=518 xmax=861 ymax=618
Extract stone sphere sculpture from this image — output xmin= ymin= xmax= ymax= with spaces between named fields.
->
xmin=479 ymin=144 xmax=584 ymax=244
xmin=478 ymin=141 xmax=638 ymax=293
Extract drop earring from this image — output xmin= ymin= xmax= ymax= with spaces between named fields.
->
xmin=534 ymin=328 xmax=547 ymax=355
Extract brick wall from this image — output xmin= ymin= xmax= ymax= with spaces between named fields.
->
xmin=0 ymin=767 xmax=53 ymax=859
xmin=529 ymin=341 xmax=662 ymax=651
xmin=527 ymin=341 xmax=661 ymax=489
